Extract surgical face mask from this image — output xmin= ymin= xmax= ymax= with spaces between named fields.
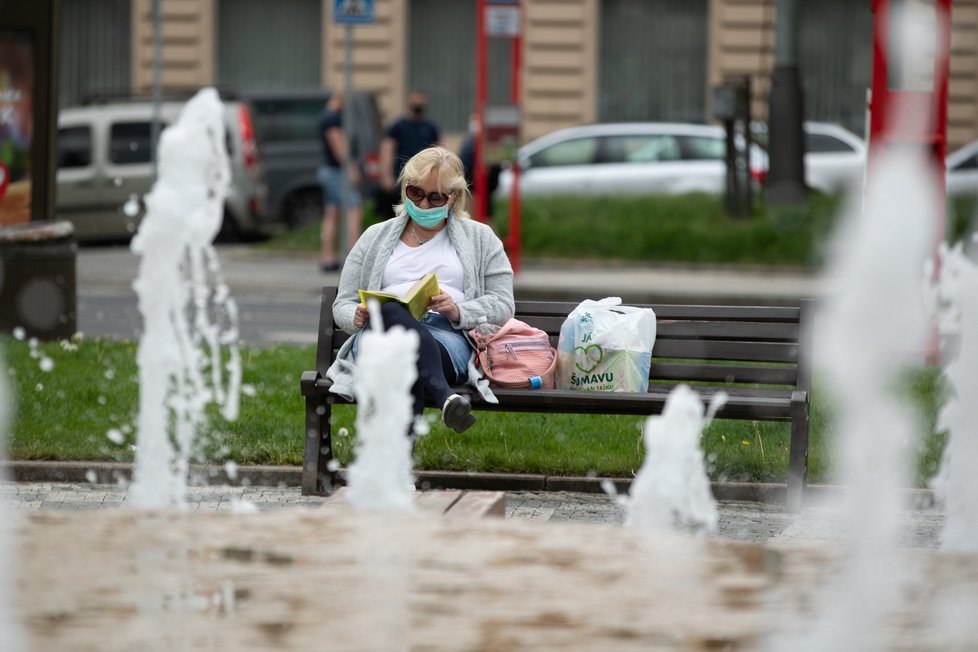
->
xmin=405 ymin=198 xmax=449 ymax=228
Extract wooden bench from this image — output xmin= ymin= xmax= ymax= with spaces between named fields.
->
xmin=301 ymin=287 xmax=814 ymax=510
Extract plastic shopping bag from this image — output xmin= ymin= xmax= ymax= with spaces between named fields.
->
xmin=556 ymin=297 xmax=656 ymax=392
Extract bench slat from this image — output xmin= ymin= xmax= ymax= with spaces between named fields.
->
xmin=484 ymin=386 xmax=794 ymax=419
xmin=650 ymin=362 xmax=796 ymax=385
xmin=513 ymin=301 xmax=801 ymax=322
xmin=652 ymin=339 xmax=798 ymax=362
xmin=519 ymin=316 xmax=799 ymax=342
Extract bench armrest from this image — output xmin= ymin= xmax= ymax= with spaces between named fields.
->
xmin=300 ymin=370 xmax=333 ymax=396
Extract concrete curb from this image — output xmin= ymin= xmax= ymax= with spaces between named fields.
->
xmin=1 ymin=460 xmax=938 ymax=508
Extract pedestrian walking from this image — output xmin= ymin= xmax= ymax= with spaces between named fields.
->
xmin=317 ymin=92 xmax=362 ymax=272
xmin=378 ymin=89 xmax=441 ymax=219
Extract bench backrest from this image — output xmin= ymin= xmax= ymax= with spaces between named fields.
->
xmin=315 ymin=287 xmax=813 ymax=393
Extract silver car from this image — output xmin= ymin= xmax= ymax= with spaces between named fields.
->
xmin=56 ymin=99 xmax=271 ymax=241
xmin=496 ymin=122 xmax=768 ymax=199
xmin=752 ymin=121 xmax=867 ymax=195
xmin=947 ymin=138 xmax=978 ymax=198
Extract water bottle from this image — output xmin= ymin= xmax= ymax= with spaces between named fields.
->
xmin=473 ymin=316 xmax=500 ymax=347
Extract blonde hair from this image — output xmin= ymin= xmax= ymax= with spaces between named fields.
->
xmin=394 ymin=146 xmax=470 ymax=219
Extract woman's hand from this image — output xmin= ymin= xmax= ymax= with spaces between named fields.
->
xmin=353 ymin=303 xmax=369 ymax=329
xmin=429 ymin=293 xmax=459 ymax=323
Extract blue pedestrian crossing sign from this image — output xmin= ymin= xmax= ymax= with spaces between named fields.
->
xmin=334 ymin=0 xmax=374 ymax=24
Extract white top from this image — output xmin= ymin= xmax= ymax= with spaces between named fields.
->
xmin=381 ymin=226 xmax=465 ymax=305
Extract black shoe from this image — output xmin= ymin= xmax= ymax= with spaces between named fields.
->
xmin=320 ymin=261 xmax=340 ymax=273
xmin=442 ymin=394 xmax=476 ymax=434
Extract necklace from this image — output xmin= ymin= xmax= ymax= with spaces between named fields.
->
xmin=409 ymin=223 xmax=429 ymax=246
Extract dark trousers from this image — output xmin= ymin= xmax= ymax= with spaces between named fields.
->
xmin=377 ymin=302 xmax=457 ymax=416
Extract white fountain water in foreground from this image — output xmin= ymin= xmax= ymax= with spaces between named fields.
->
xmin=623 ymin=384 xmax=726 ymax=534
xmin=0 ymin=346 xmax=25 ymax=651
xmin=344 ymin=301 xmax=418 ymax=510
xmin=930 ymin=241 xmax=978 ymax=551
xmin=765 ymin=135 xmax=937 ymax=651
xmin=128 ymin=88 xmax=241 ymax=508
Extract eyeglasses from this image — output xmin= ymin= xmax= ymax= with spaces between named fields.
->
xmin=405 ymin=185 xmax=451 ymax=208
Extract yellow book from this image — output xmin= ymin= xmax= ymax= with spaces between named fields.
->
xmin=358 ymin=272 xmax=440 ymax=321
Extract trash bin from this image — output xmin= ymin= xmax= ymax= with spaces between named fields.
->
xmin=0 ymin=220 xmax=77 ymax=341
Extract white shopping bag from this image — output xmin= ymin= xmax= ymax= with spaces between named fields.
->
xmin=556 ymin=297 xmax=656 ymax=392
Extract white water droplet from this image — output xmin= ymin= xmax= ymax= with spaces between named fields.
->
xmin=122 ymin=194 xmax=141 ymax=217
xmin=224 ymin=461 xmax=238 ymax=480
xmin=12 ymin=327 xmax=25 ymax=340
xmin=106 ymin=429 xmax=124 ymax=445
xmin=39 ymin=357 xmax=53 ymax=372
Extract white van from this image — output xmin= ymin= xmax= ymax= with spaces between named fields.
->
xmin=56 ymin=99 xmax=271 ymax=241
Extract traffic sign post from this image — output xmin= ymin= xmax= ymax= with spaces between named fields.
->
xmin=334 ymin=0 xmax=374 ymax=258
xmin=476 ymin=0 xmax=523 ymax=273
xmin=334 ymin=0 xmax=374 ymax=25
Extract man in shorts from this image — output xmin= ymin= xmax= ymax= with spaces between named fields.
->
xmin=317 ymin=92 xmax=362 ymax=271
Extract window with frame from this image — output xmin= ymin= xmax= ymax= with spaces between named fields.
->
xmin=679 ymin=135 xmax=726 ymax=160
xmin=529 ymin=138 xmax=597 ymax=168
xmin=250 ymin=98 xmax=326 ymax=143
xmin=805 ymin=132 xmax=856 ymax=153
xmin=951 ymin=153 xmax=978 ymax=171
xmin=57 ymin=126 xmax=92 ymax=169
xmin=109 ymin=122 xmax=158 ymax=165
xmin=612 ymin=134 xmax=681 ymax=163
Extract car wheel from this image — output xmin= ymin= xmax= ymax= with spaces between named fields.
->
xmin=285 ymin=189 xmax=323 ymax=229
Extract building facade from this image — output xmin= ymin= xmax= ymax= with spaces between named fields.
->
xmin=61 ymin=0 xmax=978 ymax=149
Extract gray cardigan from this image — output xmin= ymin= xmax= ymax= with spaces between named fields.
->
xmin=325 ymin=213 xmax=515 ymax=402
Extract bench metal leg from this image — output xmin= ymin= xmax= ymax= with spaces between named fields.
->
xmin=301 ymin=392 xmax=336 ymax=496
xmin=786 ymin=391 xmax=810 ymax=512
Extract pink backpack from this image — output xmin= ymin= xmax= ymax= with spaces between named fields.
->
xmin=470 ymin=319 xmax=557 ymax=390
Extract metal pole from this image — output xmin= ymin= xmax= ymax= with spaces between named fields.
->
xmin=766 ymin=0 xmax=807 ymax=204
xmin=474 ymin=0 xmax=487 ymax=223
xmin=340 ymin=23 xmax=353 ymax=258
xmin=150 ymin=0 xmax=162 ymax=181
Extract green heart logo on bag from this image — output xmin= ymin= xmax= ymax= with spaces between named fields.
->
xmin=574 ymin=344 xmax=604 ymax=373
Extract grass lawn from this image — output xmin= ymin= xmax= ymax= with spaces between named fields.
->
xmin=2 ymin=336 xmax=947 ymax=487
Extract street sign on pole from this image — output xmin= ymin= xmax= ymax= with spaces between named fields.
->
xmin=334 ymin=0 xmax=374 ymax=25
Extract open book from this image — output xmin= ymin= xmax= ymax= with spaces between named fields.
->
xmin=358 ymin=272 xmax=440 ymax=321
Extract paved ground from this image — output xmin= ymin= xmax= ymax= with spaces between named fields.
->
xmin=0 ymin=481 xmax=945 ymax=549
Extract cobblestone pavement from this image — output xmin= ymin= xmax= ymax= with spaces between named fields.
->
xmin=0 ymin=482 xmax=946 ymax=549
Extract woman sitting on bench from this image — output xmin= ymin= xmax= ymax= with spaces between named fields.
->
xmin=325 ymin=146 xmax=515 ymax=435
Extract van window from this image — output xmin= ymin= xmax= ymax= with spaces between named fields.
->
xmin=250 ymin=99 xmax=325 ymax=143
xmin=58 ymin=126 xmax=92 ymax=168
xmin=109 ymin=122 xmax=156 ymax=164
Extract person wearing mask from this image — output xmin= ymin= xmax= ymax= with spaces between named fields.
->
xmin=317 ymin=92 xmax=362 ymax=272
xmin=326 ymin=146 xmax=514 ymax=437
xmin=378 ymin=90 xmax=440 ymax=219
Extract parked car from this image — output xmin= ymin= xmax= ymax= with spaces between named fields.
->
xmin=495 ymin=122 xmax=768 ymax=199
xmin=947 ymin=138 xmax=978 ymax=197
xmin=238 ymin=88 xmax=384 ymax=228
xmin=751 ymin=121 xmax=867 ymax=195
xmin=56 ymin=99 xmax=271 ymax=242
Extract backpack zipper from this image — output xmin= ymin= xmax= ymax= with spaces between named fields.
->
xmin=493 ymin=340 xmax=552 ymax=361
